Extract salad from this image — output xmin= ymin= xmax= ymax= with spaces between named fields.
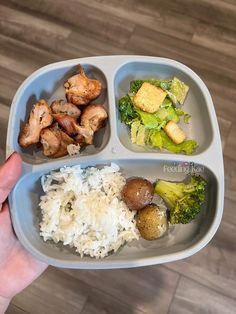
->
xmin=118 ymin=77 xmax=197 ymax=154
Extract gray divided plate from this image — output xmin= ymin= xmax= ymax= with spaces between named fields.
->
xmin=7 ymin=56 xmax=224 ymax=269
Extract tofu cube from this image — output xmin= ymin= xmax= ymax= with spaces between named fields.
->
xmin=164 ymin=121 xmax=186 ymax=144
xmin=134 ymin=82 xmax=167 ymax=113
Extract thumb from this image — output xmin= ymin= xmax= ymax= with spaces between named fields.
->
xmin=0 ymin=153 xmax=22 ymax=210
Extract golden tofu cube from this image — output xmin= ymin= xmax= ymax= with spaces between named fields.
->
xmin=164 ymin=121 xmax=186 ymax=144
xmin=134 ymin=82 xmax=167 ymax=113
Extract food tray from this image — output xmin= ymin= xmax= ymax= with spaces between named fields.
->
xmin=7 ymin=56 xmax=224 ymax=269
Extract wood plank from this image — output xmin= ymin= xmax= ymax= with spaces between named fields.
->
xmin=192 ymin=23 xmax=236 ymax=58
xmin=0 ymin=34 xmax=62 ymax=77
xmin=73 ymin=0 xmax=197 ymax=42
xmin=81 ymin=288 xmax=145 ymax=314
xmin=61 ymin=266 xmax=180 ymax=314
xmin=165 ymin=257 xmax=236 ymax=301
xmin=60 ymin=29 xmax=130 ymax=59
xmin=217 ymin=116 xmax=232 ymax=149
xmin=0 ymin=66 xmax=25 ymax=106
xmin=5 ymin=0 xmax=135 ymax=48
xmin=126 ymin=25 xmax=236 ymax=83
xmin=224 ymin=124 xmax=236 ymax=161
xmin=0 ymin=5 xmax=71 ymax=51
xmin=0 ymin=103 xmax=10 ymax=152
xmin=169 ymin=276 xmax=236 ymax=314
xmin=164 ymin=227 xmax=236 ymax=299
xmin=224 ymin=156 xmax=236 ymax=201
xmin=222 ymin=197 xmax=236 ymax=226
xmin=139 ymin=0 xmax=236 ymax=31
xmin=6 ymin=304 xmax=29 ymax=314
xmin=11 ymin=267 xmax=88 ymax=314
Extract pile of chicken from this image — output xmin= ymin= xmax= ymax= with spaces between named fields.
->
xmin=18 ymin=65 xmax=108 ymax=158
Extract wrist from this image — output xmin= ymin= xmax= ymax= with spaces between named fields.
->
xmin=0 ymin=295 xmax=11 ymax=314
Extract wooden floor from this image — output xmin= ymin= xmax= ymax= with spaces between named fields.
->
xmin=0 ymin=1 xmax=236 ymax=313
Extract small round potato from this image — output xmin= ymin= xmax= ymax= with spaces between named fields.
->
xmin=136 ymin=204 xmax=168 ymax=240
xmin=122 ymin=178 xmax=154 ymax=210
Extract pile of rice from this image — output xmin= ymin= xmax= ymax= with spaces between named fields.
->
xmin=39 ymin=163 xmax=139 ymax=258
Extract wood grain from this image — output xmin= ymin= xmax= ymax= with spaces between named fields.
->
xmin=61 ymin=266 xmax=179 ymax=314
xmin=224 ymin=124 xmax=236 ymax=161
xmin=0 ymin=1 xmax=235 ymax=313
xmin=224 ymin=156 xmax=236 ymax=201
xmin=5 ymin=304 xmax=28 ymax=314
xmin=169 ymin=276 xmax=236 ymax=314
xmin=217 ymin=116 xmax=232 ymax=149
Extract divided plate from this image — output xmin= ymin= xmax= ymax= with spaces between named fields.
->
xmin=7 ymin=56 xmax=224 ymax=269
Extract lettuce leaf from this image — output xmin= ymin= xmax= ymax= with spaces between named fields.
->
xmin=155 ymin=106 xmax=179 ymax=123
xmin=149 ymin=130 xmax=197 ymax=155
xmin=169 ymin=77 xmax=189 ymax=105
xmin=135 ymin=108 xmax=164 ymax=129
xmin=118 ymin=95 xmax=137 ymax=124
xmin=130 ymin=79 xmax=172 ymax=94
xmin=131 ymin=120 xmax=147 ymax=146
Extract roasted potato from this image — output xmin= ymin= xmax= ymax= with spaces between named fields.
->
xmin=136 ymin=204 xmax=168 ymax=240
xmin=122 ymin=178 xmax=154 ymax=210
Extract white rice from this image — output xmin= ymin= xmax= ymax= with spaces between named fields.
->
xmin=39 ymin=163 xmax=139 ymax=258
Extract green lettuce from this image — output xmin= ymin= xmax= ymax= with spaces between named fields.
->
xmin=129 ymin=79 xmax=172 ymax=94
xmin=118 ymin=95 xmax=137 ymax=124
xmin=149 ymin=130 xmax=197 ymax=155
xmin=131 ymin=120 xmax=147 ymax=146
xmin=169 ymin=77 xmax=189 ymax=105
xmin=135 ymin=109 xmax=164 ymax=129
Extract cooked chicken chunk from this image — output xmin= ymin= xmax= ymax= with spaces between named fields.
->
xmin=53 ymin=113 xmax=94 ymax=145
xmin=53 ymin=130 xmax=75 ymax=158
xmin=18 ymin=99 xmax=53 ymax=148
xmin=40 ymin=127 xmax=60 ymax=156
xmin=53 ymin=114 xmax=78 ymax=136
xmin=80 ymin=104 xmax=108 ymax=132
xmin=64 ymin=65 xmax=102 ymax=105
xmin=40 ymin=124 xmax=74 ymax=157
xmin=74 ymin=126 xmax=94 ymax=145
xmin=51 ymin=100 xmax=81 ymax=118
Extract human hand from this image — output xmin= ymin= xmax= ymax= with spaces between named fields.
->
xmin=0 ymin=153 xmax=47 ymax=313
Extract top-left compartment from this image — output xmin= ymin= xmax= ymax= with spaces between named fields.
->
xmin=7 ymin=62 xmax=110 ymax=165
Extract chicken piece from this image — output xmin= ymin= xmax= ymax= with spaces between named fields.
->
xmin=164 ymin=121 xmax=186 ymax=144
xmin=53 ymin=114 xmax=78 ymax=136
xmin=53 ymin=113 xmax=94 ymax=145
xmin=67 ymin=143 xmax=81 ymax=156
xmin=40 ymin=127 xmax=60 ymax=156
xmin=18 ymin=99 xmax=53 ymax=148
xmin=64 ymin=65 xmax=102 ymax=105
xmin=40 ymin=124 xmax=74 ymax=158
xmin=51 ymin=99 xmax=81 ymax=118
xmin=74 ymin=126 xmax=94 ymax=145
xmin=53 ymin=129 xmax=75 ymax=158
xmin=80 ymin=104 xmax=108 ymax=132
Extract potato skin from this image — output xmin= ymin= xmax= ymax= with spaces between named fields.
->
xmin=122 ymin=178 xmax=154 ymax=210
xmin=136 ymin=205 xmax=168 ymax=240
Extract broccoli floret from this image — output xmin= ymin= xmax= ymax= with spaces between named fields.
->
xmin=154 ymin=175 xmax=207 ymax=224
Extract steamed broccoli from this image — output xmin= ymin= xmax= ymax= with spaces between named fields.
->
xmin=154 ymin=175 xmax=207 ymax=224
